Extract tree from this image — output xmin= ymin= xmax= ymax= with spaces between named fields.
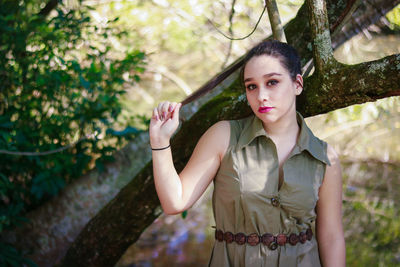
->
xmin=2 ymin=0 xmax=399 ymax=266
xmin=57 ymin=0 xmax=399 ymax=265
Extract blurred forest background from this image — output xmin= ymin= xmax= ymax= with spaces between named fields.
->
xmin=0 ymin=0 xmax=399 ymax=266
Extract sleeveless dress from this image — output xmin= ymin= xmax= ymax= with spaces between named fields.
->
xmin=208 ymin=112 xmax=331 ymax=267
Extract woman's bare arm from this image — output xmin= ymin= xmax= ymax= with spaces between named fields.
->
xmin=150 ymin=101 xmax=230 ymax=215
xmin=316 ymin=144 xmax=346 ymax=267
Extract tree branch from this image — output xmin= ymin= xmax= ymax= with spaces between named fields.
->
xmin=306 ymin=0 xmax=336 ymax=73
xmin=184 ymin=0 xmax=367 ymax=104
xmin=8 ymin=1 xmax=399 ymax=266
xmin=221 ymin=0 xmax=237 ymax=69
xmin=265 ymin=0 xmax=287 ymax=42
xmin=303 ymin=0 xmax=399 ymax=117
xmin=330 ymin=0 xmax=361 ymax=37
xmin=38 ymin=0 xmax=60 ymax=17
xmin=301 ymin=0 xmax=361 ymax=77
xmin=148 ymin=66 xmax=193 ymax=96
xmin=0 ymin=135 xmax=91 ymax=156
xmin=332 ymin=0 xmax=400 ymax=50
xmin=298 ymin=53 xmax=400 ymax=115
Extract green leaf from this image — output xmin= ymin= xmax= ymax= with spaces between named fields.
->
xmin=0 ymin=122 xmax=13 ymax=129
xmin=0 ymin=2 xmax=145 ymax=259
xmin=30 ymin=173 xmax=65 ymax=199
xmin=79 ymin=75 xmax=90 ymax=89
xmin=95 ymin=159 xmax=105 ymax=173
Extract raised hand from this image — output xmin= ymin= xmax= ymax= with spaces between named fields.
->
xmin=149 ymin=101 xmax=182 ymax=149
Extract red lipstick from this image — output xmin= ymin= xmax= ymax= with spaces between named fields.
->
xmin=258 ymin=106 xmax=274 ymax=113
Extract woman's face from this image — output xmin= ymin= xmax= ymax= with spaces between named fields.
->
xmin=244 ymin=55 xmax=303 ymax=126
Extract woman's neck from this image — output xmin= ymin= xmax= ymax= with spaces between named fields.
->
xmin=262 ymin=110 xmax=299 ymax=140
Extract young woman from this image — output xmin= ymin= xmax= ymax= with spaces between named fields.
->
xmin=149 ymin=40 xmax=345 ymax=266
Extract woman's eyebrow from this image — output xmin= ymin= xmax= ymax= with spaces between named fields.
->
xmin=244 ymin=72 xmax=282 ymax=83
xmin=263 ymin=72 xmax=282 ymax=78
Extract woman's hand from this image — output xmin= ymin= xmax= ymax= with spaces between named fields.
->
xmin=149 ymin=101 xmax=182 ymax=148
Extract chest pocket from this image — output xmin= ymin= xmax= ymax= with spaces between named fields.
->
xmin=279 ymin=152 xmax=326 ymax=218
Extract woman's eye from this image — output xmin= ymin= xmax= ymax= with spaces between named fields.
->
xmin=246 ymin=84 xmax=257 ymax=90
xmin=267 ymin=80 xmax=278 ymax=86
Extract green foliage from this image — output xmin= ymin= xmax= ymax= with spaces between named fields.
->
xmin=317 ymin=97 xmax=400 ymax=266
xmin=0 ymin=0 xmax=146 ymax=264
xmin=386 ymin=4 xmax=400 ymax=30
xmin=342 ymin=162 xmax=400 ymax=267
xmin=0 ymin=241 xmax=37 ymax=267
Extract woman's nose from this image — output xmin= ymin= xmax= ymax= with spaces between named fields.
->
xmin=257 ymin=87 xmax=268 ymax=101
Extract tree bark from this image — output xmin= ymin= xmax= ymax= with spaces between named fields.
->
xmin=265 ymin=0 xmax=287 ymax=42
xmin=306 ymin=0 xmax=336 ymax=73
xmin=2 ymin=0 xmax=399 ymax=266
xmin=302 ymin=0 xmax=400 ymax=115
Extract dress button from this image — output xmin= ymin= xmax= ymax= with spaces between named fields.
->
xmin=271 ymin=197 xmax=280 ymax=207
xmin=269 ymin=241 xmax=278 ymax=250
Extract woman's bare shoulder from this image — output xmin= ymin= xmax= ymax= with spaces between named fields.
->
xmin=323 ymin=143 xmax=342 ymax=183
xmin=209 ymin=120 xmax=230 ymax=132
xmin=326 ymin=143 xmax=340 ymax=167
xmin=203 ymin=120 xmax=230 ymax=142
xmin=200 ymin=120 xmax=231 ymax=158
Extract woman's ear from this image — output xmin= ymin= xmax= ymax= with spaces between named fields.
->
xmin=294 ymin=74 xmax=303 ymax=95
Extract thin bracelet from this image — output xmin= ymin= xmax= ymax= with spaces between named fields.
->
xmin=151 ymin=144 xmax=171 ymax=151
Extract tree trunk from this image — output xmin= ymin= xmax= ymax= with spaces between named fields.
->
xmin=60 ymin=52 xmax=399 ymax=266
xmin=59 ymin=0 xmax=400 ymax=266
xmin=2 ymin=0 xmax=399 ymax=266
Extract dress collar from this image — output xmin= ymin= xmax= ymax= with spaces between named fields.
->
xmin=236 ymin=112 xmax=331 ymax=165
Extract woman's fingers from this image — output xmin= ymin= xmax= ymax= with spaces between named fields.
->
xmin=157 ymin=101 xmax=180 ymax=121
xmin=150 ymin=102 xmax=182 ymax=143
xmin=172 ymin=103 xmax=181 ymax=122
xmin=168 ymin=102 xmax=178 ymax=121
xmin=157 ymin=101 xmax=169 ymax=120
xmin=153 ymin=101 xmax=181 ymax=123
xmin=152 ymin=107 xmax=160 ymax=121
xmin=156 ymin=102 xmax=164 ymax=120
xmin=169 ymin=102 xmax=177 ymax=112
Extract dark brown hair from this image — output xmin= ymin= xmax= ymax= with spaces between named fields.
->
xmin=240 ymin=40 xmax=301 ymax=86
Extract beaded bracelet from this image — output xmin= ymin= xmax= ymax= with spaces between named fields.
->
xmin=151 ymin=144 xmax=171 ymax=151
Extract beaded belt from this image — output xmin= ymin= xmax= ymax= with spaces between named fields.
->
xmin=215 ymin=228 xmax=313 ymax=250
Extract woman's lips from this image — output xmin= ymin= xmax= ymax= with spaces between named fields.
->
xmin=258 ymin=106 xmax=274 ymax=113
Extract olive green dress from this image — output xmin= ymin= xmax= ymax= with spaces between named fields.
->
xmin=208 ymin=112 xmax=331 ymax=267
